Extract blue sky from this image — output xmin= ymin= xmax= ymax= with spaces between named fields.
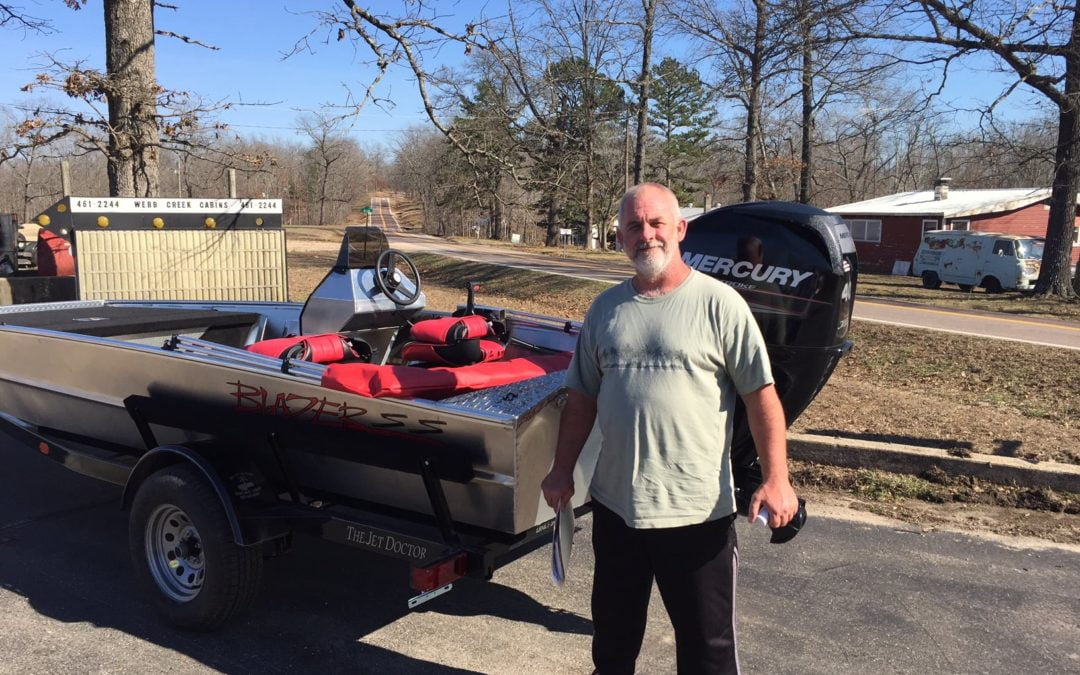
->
xmin=1 ymin=1 xmax=450 ymax=151
xmin=0 ymin=1 xmax=1054 ymax=154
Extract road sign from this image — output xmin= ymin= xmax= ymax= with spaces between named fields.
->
xmin=361 ymin=206 xmax=374 ymax=215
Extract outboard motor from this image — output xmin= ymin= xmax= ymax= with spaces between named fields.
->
xmin=0 ymin=213 xmax=17 ymax=276
xmin=681 ymin=201 xmax=858 ymax=541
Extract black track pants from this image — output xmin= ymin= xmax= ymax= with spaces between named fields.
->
xmin=591 ymin=502 xmax=740 ymax=675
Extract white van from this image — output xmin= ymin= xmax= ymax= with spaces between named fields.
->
xmin=912 ymin=230 xmax=1043 ymax=293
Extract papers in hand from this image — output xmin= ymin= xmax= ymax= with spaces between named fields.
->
xmin=551 ymin=505 xmax=574 ymax=586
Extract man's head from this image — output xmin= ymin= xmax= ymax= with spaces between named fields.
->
xmin=617 ymin=183 xmax=688 ymax=282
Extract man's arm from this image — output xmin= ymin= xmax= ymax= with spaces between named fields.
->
xmin=540 ymin=388 xmax=598 ymax=512
xmin=741 ymin=383 xmax=799 ymax=528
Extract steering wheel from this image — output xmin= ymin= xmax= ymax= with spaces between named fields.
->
xmin=374 ymin=248 xmax=422 ymax=306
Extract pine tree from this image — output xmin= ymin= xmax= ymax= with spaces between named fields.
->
xmin=648 ymin=58 xmax=715 ymax=203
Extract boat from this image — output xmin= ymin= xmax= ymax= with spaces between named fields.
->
xmin=0 ymin=201 xmax=857 ymax=628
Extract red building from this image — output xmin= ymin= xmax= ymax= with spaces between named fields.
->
xmin=826 ymin=180 xmax=1080 ymax=274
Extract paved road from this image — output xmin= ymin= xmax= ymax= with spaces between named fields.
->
xmin=853 ymin=298 xmax=1080 ymax=350
xmin=378 ymin=227 xmax=1080 ymax=351
xmin=1 ymin=433 xmax=1077 ymax=673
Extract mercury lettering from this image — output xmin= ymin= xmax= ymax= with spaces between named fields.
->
xmin=682 ymin=251 xmax=814 ymax=288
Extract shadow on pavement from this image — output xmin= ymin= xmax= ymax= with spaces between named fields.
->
xmin=0 ymin=438 xmax=587 ymax=673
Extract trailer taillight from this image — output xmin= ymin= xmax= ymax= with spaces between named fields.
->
xmin=410 ymin=553 xmax=468 ymax=592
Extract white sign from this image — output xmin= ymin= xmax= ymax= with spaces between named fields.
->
xmin=891 ymin=260 xmax=911 ymax=276
xmin=558 ymin=228 xmax=572 ymax=236
xmin=66 ymin=197 xmax=283 ymax=214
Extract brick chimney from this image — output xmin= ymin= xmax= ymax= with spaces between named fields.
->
xmin=934 ymin=177 xmax=952 ymax=201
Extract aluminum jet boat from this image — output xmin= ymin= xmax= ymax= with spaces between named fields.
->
xmin=0 ymin=202 xmax=856 ymax=628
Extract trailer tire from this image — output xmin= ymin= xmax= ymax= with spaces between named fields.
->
xmin=128 ymin=465 xmax=262 ymax=631
xmin=921 ymin=271 xmax=941 ymax=289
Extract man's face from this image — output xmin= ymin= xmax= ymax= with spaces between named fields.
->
xmin=617 ymin=187 xmax=687 ymax=280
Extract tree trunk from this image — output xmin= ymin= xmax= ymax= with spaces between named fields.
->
xmin=545 ymin=192 xmax=561 ymax=247
xmin=318 ymin=163 xmax=329 ymax=226
xmin=1036 ymin=8 xmax=1080 ymax=298
xmin=20 ymin=145 xmax=36 ymax=222
xmin=742 ymin=0 xmax=767 ymax=203
xmin=633 ymin=0 xmax=657 ymax=185
xmin=104 ymin=0 xmax=159 ymax=198
xmin=663 ymin=122 xmax=673 ymax=185
xmin=1038 ymin=108 xmax=1080 ymax=296
xmin=585 ymin=154 xmax=595 ymax=250
xmin=798 ymin=0 xmax=813 ymax=204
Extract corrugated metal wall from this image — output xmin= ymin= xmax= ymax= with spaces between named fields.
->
xmin=75 ymin=229 xmax=288 ymax=301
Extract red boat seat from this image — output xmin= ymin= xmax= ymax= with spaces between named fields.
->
xmin=246 ymin=334 xmax=369 ymax=363
xmin=400 ymin=339 xmax=505 ymax=365
xmin=409 ymin=315 xmax=492 ymax=343
xmin=321 ymin=352 xmax=572 ymax=400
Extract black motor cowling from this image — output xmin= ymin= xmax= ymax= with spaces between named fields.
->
xmin=681 ymin=201 xmax=858 ymax=530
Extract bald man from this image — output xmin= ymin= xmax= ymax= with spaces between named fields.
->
xmin=542 ymin=183 xmax=798 ymax=674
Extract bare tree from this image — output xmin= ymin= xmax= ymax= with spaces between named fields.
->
xmin=850 ymin=0 xmax=1078 ymax=297
xmin=669 ymin=0 xmax=789 ymax=202
xmin=296 ymin=113 xmax=367 ymax=226
xmin=0 ymin=1 xmax=83 ymax=33
xmin=103 ymin=0 xmax=159 ymax=196
xmin=632 ymin=0 xmax=657 ymax=184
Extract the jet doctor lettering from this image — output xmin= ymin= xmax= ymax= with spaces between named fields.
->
xmin=682 ymin=251 xmax=814 ymax=288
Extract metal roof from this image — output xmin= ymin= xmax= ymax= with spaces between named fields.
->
xmin=826 ymin=188 xmax=1050 ymax=218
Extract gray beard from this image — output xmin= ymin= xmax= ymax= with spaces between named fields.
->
xmin=632 ymin=246 xmax=671 ymax=280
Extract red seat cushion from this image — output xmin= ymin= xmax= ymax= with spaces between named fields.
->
xmin=400 ymin=339 xmax=505 ymax=366
xmin=410 ymin=315 xmax=491 ymax=343
xmin=246 ymin=335 xmax=307 ymax=358
xmin=246 ymin=334 xmax=367 ymax=363
xmin=321 ymin=352 xmax=572 ymax=399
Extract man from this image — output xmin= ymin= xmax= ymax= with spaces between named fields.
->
xmin=541 ymin=183 xmax=798 ymax=674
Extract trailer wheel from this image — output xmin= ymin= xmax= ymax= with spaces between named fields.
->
xmin=128 ymin=465 xmax=262 ymax=630
xmin=921 ymin=271 xmax=941 ymax=289
xmin=982 ymin=276 xmax=1003 ymax=294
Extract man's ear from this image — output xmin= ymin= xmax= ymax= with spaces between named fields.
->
xmin=676 ymin=218 xmax=688 ymax=241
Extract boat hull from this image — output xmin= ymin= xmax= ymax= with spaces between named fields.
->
xmin=0 ymin=325 xmax=596 ymax=535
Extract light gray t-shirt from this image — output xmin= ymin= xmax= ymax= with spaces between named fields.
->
xmin=565 ymin=269 xmax=773 ymax=529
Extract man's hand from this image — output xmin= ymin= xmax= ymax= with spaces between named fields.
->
xmin=541 ymin=468 xmax=575 ymax=512
xmin=740 ymin=383 xmax=796 ymax=528
xmin=541 ymin=388 xmax=596 ymax=513
xmin=748 ymin=477 xmax=798 ymax=528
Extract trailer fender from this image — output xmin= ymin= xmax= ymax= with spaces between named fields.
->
xmin=122 ymin=445 xmax=247 ymax=546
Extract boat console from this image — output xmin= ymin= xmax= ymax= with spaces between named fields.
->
xmin=299 ymin=227 xmax=424 ymax=364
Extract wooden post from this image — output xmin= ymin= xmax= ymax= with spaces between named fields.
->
xmin=60 ymin=161 xmax=72 ymax=196
xmin=228 ymin=169 xmax=237 ymax=198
